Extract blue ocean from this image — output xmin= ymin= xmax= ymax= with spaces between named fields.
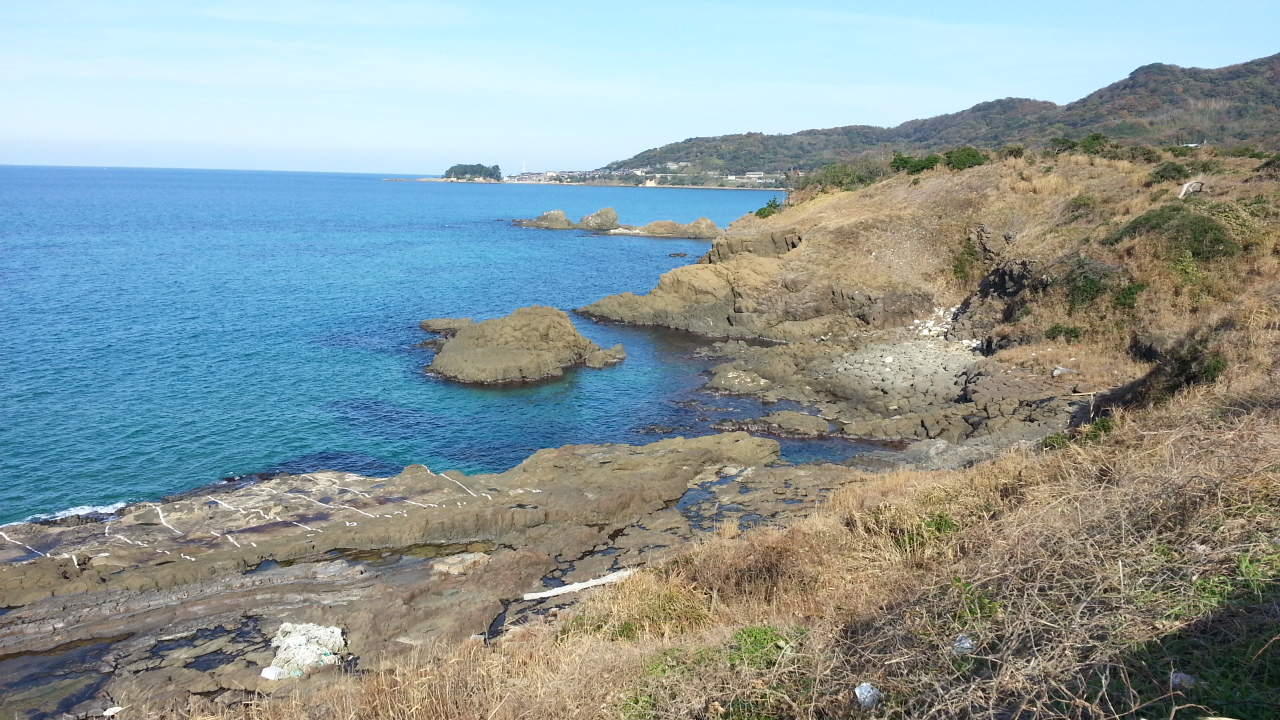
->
xmin=1 ymin=166 xmax=864 ymax=525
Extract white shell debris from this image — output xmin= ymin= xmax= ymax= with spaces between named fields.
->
xmin=265 ymin=622 xmax=347 ymax=679
xmin=103 ymin=709 xmax=126 ymax=718
xmin=910 ymin=306 xmax=961 ymax=337
xmin=854 ymin=682 xmax=883 ymax=709
xmin=952 ymin=634 xmax=976 ymax=655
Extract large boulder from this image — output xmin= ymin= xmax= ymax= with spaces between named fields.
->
xmin=426 ymin=306 xmax=619 ymax=383
xmin=577 ymin=207 xmax=620 ymax=231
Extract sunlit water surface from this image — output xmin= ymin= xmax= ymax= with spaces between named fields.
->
xmin=1 ymin=166 xmax=872 ymax=524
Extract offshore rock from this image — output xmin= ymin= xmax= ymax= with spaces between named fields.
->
xmin=583 ymin=343 xmax=626 ymax=368
xmin=576 ymin=207 xmax=620 ymax=231
xmin=622 ymin=217 xmax=720 ymax=239
xmin=425 ymin=306 xmax=609 ymax=383
xmin=515 ymin=207 xmax=718 ymax=238
xmin=515 ymin=209 xmax=575 ymax=229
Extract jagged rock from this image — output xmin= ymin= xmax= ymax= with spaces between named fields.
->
xmin=426 ymin=306 xmax=606 ymax=383
xmin=700 ymin=231 xmax=802 ymax=263
xmin=515 ymin=209 xmax=575 ymax=229
xmin=583 ymin=343 xmax=626 ymax=368
xmin=577 ymin=207 xmax=620 ymax=231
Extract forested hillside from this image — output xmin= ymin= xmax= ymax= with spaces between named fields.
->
xmin=606 ymin=53 xmax=1280 ymax=174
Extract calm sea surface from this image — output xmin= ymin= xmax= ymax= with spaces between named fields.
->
xmin=1 ymin=166 xmax=866 ymax=525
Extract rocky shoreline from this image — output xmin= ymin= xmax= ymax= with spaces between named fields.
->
xmin=2 ymin=187 xmax=1104 ymax=717
xmin=0 ymin=433 xmax=893 ymax=718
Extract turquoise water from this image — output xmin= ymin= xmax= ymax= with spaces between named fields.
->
xmin=0 ymin=166 xmax=842 ymax=525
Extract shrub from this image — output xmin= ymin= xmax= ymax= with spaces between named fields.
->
xmin=1000 ymin=145 xmax=1025 ymax=159
xmin=1067 ymin=194 xmax=1099 ymax=211
xmin=1221 ymin=145 xmax=1269 ymax=159
xmin=1102 ymin=145 xmax=1162 ymax=164
xmin=1078 ymin=133 xmax=1110 ymax=155
xmin=755 ymin=197 xmax=781 ymax=218
xmin=1111 ymin=282 xmax=1147 ymax=309
xmin=1186 ymin=159 xmax=1221 ymax=174
xmin=1050 ymin=138 xmax=1078 ymax=154
xmin=1165 ymin=145 xmax=1196 ymax=158
xmin=891 ymin=152 xmax=943 ymax=175
xmin=1081 ymin=416 xmax=1115 ymax=443
xmin=943 ymin=146 xmax=986 ymax=171
xmin=1106 ymin=204 xmax=1238 ymax=259
xmin=794 ymin=159 xmax=889 ymax=192
xmin=1255 ymin=156 xmax=1280 ymax=179
xmin=1065 ymin=262 xmax=1109 ymax=312
xmin=951 ymin=237 xmax=981 ymax=281
xmin=1067 ymin=275 xmax=1105 ymax=312
xmin=1148 ymin=162 xmax=1192 ymax=184
xmin=1045 ymin=324 xmax=1083 ymax=341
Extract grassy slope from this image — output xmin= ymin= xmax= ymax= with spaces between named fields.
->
xmin=186 ymin=156 xmax=1280 ymax=720
xmin=606 ymin=54 xmax=1280 ymax=174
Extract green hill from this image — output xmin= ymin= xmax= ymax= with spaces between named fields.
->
xmin=605 ymin=53 xmax=1280 ymax=174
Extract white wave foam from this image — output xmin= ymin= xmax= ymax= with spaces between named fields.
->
xmin=6 ymin=502 xmax=129 ymax=527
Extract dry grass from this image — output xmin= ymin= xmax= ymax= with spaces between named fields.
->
xmin=177 ymin=356 xmax=1280 ymax=719
xmin=171 ymin=159 xmax=1280 ymax=720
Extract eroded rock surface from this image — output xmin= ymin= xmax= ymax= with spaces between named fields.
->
xmin=0 ymin=433 xmax=805 ymax=717
xmin=423 ymin=306 xmax=618 ymax=383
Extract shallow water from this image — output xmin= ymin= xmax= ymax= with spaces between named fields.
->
xmin=0 ymin=166 xmax=871 ymax=525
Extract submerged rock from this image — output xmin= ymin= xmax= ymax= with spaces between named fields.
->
xmin=425 ymin=305 xmax=620 ymax=383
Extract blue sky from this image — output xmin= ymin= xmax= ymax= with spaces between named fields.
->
xmin=2 ymin=1 xmax=1276 ymax=174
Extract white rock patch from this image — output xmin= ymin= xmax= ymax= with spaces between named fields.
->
xmin=262 ymin=622 xmax=347 ymax=679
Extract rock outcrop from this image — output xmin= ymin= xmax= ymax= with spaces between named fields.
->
xmin=515 ymin=209 xmax=576 ymax=229
xmin=2 ymin=432 xmax=890 ymax=714
xmin=584 ymin=343 xmax=626 ymax=368
xmin=576 ymin=207 xmax=620 ymax=231
xmin=515 ymin=208 xmax=721 ymax=239
xmin=514 ymin=208 xmax=619 ymax=231
xmin=423 ymin=306 xmax=619 ymax=383
xmin=612 ymin=217 xmax=720 ymax=239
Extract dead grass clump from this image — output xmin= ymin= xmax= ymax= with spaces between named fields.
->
xmin=682 ymin=527 xmax=819 ymax=606
xmin=817 ymin=388 xmax=1280 ymax=718
xmin=564 ymin=569 xmax=711 ymax=641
